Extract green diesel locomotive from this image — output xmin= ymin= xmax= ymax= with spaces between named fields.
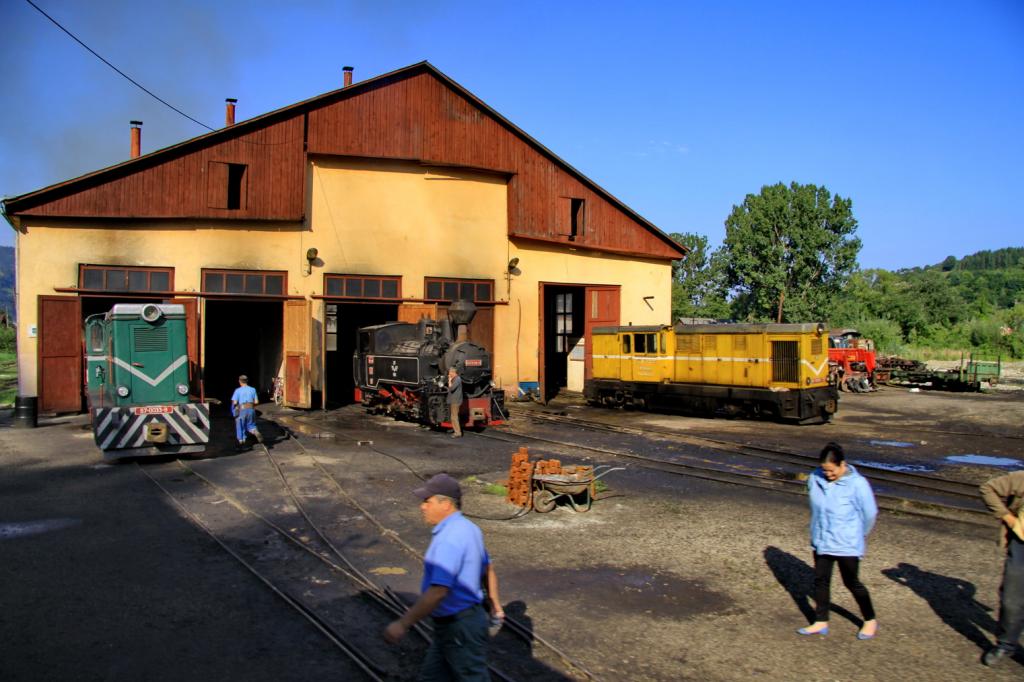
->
xmin=85 ymin=303 xmax=210 ymax=459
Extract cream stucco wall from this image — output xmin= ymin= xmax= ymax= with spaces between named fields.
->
xmin=309 ymin=158 xmax=510 ymax=283
xmin=14 ymin=156 xmax=673 ymax=400
xmin=497 ymin=241 xmax=671 ymax=391
xmin=15 ymin=220 xmax=309 ymax=395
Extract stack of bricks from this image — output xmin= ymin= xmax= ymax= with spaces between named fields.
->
xmin=533 ymin=459 xmax=562 ymax=476
xmin=506 ymin=448 xmax=571 ymax=508
xmin=506 ymin=447 xmax=535 ymax=508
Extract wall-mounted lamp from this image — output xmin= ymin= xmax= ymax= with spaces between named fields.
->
xmin=507 ymin=257 xmax=520 ymax=272
xmin=304 ymin=247 xmax=319 ymax=275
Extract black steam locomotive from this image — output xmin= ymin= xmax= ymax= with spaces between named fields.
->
xmin=353 ymin=300 xmax=505 ymax=429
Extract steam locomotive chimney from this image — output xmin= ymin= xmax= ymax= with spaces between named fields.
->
xmin=130 ymin=120 xmax=142 ymax=159
xmin=225 ymin=98 xmax=237 ymax=126
xmin=343 ymin=66 xmax=354 ymax=88
xmin=447 ymin=300 xmax=477 ymax=343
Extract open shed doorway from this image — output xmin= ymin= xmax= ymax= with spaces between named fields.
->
xmin=324 ymin=302 xmax=398 ymax=407
xmin=203 ymin=300 xmax=282 ymax=410
xmin=541 ymin=285 xmax=584 ymax=402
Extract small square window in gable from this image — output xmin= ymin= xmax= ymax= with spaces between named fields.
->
xmin=558 ymin=196 xmax=585 ymax=241
xmin=207 ymin=161 xmax=248 ymax=210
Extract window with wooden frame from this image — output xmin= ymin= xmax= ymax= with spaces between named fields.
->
xmin=324 ymin=274 xmax=401 ymax=300
xmin=424 ymin=277 xmax=494 ymax=303
xmin=202 ymin=269 xmax=286 ymax=296
xmin=559 ymin=196 xmax=586 ymax=241
xmin=79 ymin=265 xmax=173 ymax=293
xmin=207 ymin=161 xmax=248 ymax=210
xmin=569 ymin=198 xmax=585 ymax=241
xmin=554 ymin=292 xmax=574 ymax=353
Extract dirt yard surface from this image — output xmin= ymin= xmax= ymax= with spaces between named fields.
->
xmin=2 ymin=386 xmax=1023 ymax=681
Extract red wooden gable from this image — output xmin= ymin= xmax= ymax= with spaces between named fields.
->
xmin=5 ymin=63 xmax=686 ymax=261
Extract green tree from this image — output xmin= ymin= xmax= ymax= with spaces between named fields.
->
xmin=668 ymin=232 xmax=730 ymax=320
xmin=722 ymin=182 xmax=861 ymax=322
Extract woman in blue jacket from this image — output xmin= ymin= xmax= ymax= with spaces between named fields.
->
xmin=797 ymin=442 xmax=879 ymax=639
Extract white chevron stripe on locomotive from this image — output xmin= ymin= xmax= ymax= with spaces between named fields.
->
xmin=112 ymin=355 xmax=188 ymax=387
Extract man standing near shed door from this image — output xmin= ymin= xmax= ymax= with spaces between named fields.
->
xmin=979 ymin=469 xmax=1024 ymax=666
xmin=447 ymin=366 xmax=463 ymax=438
xmin=230 ymin=375 xmax=262 ymax=451
xmin=383 ymin=473 xmax=503 ymax=680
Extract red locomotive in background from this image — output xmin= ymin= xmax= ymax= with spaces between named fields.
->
xmin=828 ymin=329 xmax=877 ymax=392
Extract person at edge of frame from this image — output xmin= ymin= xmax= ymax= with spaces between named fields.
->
xmin=979 ymin=469 xmax=1024 ymax=667
xmin=230 ymin=374 xmax=262 ymax=451
xmin=447 ymin=366 xmax=463 ymax=438
xmin=383 ymin=473 xmax=504 ymax=681
xmin=796 ymin=441 xmax=880 ymax=640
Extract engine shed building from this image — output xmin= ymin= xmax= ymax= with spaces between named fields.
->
xmin=3 ymin=62 xmax=686 ymax=414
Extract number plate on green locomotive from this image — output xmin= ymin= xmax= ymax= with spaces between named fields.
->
xmin=131 ymin=405 xmax=173 ymax=415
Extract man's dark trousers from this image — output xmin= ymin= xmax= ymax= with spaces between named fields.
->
xmin=996 ymin=534 xmax=1024 ymax=653
xmin=418 ymin=604 xmax=488 ymax=681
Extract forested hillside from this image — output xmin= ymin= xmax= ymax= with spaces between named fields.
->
xmin=671 ymin=229 xmax=1024 ymax=359
xmin=829 ymin=248 xmax=1024 ymax=357
xmin=0 ymin=246 xmax=13 ymax=320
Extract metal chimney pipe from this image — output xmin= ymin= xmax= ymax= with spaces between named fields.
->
xmin=343 ymin=66 xmax=354 ymax=87
xmin=130 ymin=120 xmax=143 ymax=159
xmin=225 ymin=98 xmax=237 ymax=126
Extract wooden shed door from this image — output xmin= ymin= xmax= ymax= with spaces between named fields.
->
xmin=583 ymin=286 xmax=620 ymax=380
xmin=398 ymin=304 xmax=437 ymax=323
xmin=283 ymin=299 xmax=311 ymax=407
xmin=38 ymin=295 xmax=83 ymax=413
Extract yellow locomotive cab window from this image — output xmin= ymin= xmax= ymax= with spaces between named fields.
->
xmin=623 ymin=335 xmax=631 ymax=353
xmin=645 ymin=334 xmax=656 ymax=354
xmin=660 ymin=335 xmax=666 ymax=354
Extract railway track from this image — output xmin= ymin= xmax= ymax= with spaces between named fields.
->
xmin=137 ymin=456 xmax=388 ymax=681
xmin=142 ymin=425 xmax=593 ymax=682
xmin=280 ymin=414 xmax=599 ymax=681
xmin=499 ymin=405 xmax=994 ymax=527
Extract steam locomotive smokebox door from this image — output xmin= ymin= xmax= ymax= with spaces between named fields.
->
xmin=367 ymin=355 xmax=420 ymax=386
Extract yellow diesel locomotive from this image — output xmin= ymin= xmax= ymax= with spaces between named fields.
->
xmin=584 ymin=322 xmax=838 ymax=423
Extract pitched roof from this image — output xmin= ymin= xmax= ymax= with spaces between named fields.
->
xmin=3 ymin=61 xmax=687 ymax=259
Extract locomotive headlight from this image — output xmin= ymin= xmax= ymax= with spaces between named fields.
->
xmin=176 ymin=383 xmax=189 ymax=395
xmin=117 ymin=385 xmax=131 ymax=397
xmin=141 ymin=304 xmax=162 ymax=323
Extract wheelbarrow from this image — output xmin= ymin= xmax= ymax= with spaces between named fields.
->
xmin=531 ymin=465 xmax=624 ymax=513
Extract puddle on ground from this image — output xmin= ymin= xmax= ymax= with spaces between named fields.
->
xmin=0 ymin=518 xmax=82 ymax=540
xmin=507 ymin=565 xmax=734 ymax=620
xmin=853 ymin=460 xmax=936 ymax=473
xmin=945 ymin=454 xmax=1022 ymax=467
xmin=868 ymin=440 xmax=916 ymax=448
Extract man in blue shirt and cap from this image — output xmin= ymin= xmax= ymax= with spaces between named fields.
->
xmin=230 ymin=375 xmax=262 ymax=451
xmin=384 ymin=473 xmax=503 ymax=680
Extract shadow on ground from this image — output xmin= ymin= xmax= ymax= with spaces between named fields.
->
xmin=882 ymin=562 xmax=998 ymax=651
xmin=763 ymin=546 xmax=862 ymax=626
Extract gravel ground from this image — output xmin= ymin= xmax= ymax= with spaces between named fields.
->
xmin=2 ymin=387 xmax=1023 ymax=681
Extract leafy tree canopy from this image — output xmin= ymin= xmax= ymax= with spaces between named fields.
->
xmin=722 ymin=182 xmax=861 ymax=322
xmin=668 ymin=232 xmax=730 ymax=321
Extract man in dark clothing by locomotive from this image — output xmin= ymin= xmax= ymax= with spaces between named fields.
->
xmin=383 ymin=473 xmax=503 ymax=680
xmin=447 ymin=366 xmax=463 ymax=438
xmin=979 ymin=470 xmax=1024 ymax=666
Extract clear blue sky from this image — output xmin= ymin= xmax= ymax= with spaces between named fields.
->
xmin=1 ymin=0 xmax=1021 ymax=270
